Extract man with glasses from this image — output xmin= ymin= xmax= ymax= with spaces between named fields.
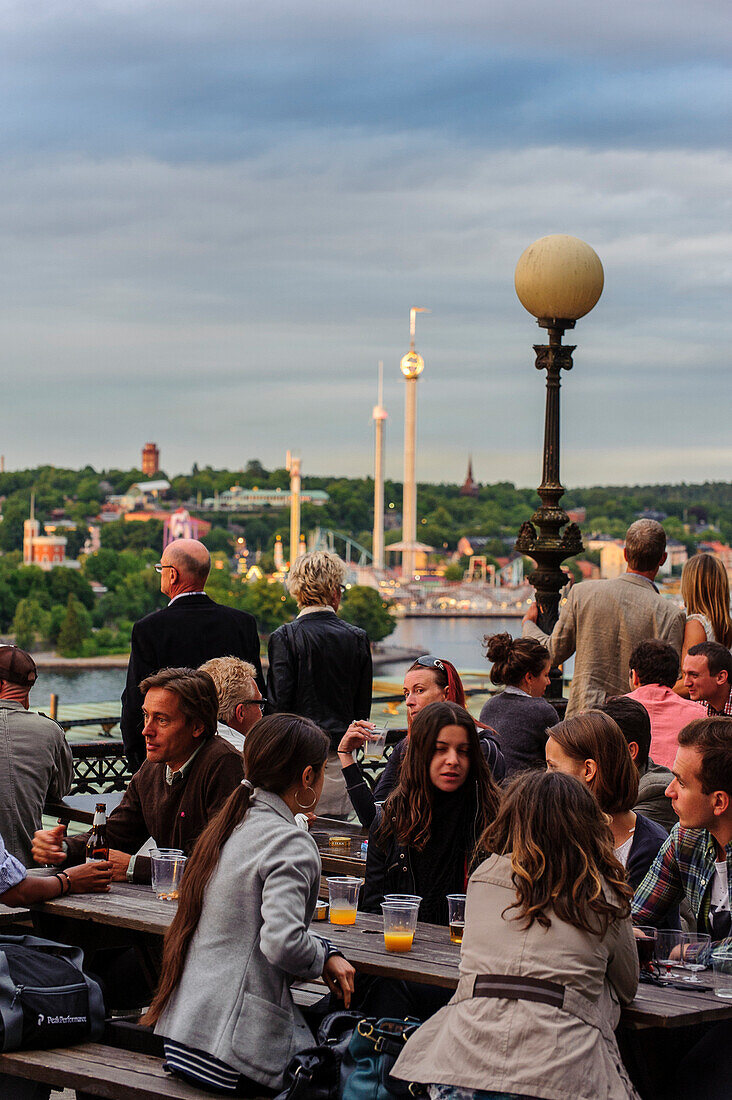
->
xmin=267 ymin=550 xmax=372 ymax=817
xmin=121 ymin=539 xmax=263 ymax=771
xmin=200 ymin=656 xmax=265 ymax=752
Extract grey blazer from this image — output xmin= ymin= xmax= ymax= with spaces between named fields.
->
xmin=156 ymin=789 xmax=327 ymax=1089
xmin=525 ymin=573 xmax=685 ymax=717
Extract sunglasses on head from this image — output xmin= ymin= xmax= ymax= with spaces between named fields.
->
xmin=416 ymin=655 xmax=445 ymax=672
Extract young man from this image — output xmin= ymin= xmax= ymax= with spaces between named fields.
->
xmin=682 ymin=641 xmax=732 ymax=716
xmin=632 ymin=717 xmax=732 ymax=939
xmin=600 ymin=696 xmax=676 ymax=833
xmin=627 ymin=639 xmax=706 ymax=770
xmin=33 ymin=667 xmax=244 ymax=884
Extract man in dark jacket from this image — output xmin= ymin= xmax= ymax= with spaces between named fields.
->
xmin=121 ymin=539 xmax=263 ymax=770
xmin=33 ymin=667 xmax=244 ymax=883
xmin=267 ymin=551 xmax=372 ymax=817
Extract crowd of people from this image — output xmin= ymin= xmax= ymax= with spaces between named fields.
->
xmin=0 ymin=523 xmax=730 ymax=1100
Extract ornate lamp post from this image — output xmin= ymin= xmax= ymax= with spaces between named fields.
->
xmin=514 ymin=235 xmax=604 ymax=697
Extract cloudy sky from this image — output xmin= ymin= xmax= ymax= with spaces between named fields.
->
xmin=1 ymin=0 xmax=730 ymax=488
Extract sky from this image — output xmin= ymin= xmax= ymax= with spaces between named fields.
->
xmin=1 ymin=0 xmax=730 ymax=489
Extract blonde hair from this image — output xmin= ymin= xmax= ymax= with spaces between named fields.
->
xmin=199 ymin=656 xmax=258 ymax=725
xmin=287 ymin=551 xmax=346 ymax=609
xmin=681 ymin=554 xmax=732 ymax=647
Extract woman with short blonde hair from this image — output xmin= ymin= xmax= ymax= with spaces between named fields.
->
xmin=287 ymin=551 xmax=346 ymax=609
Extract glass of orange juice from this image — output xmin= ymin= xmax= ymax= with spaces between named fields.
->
xmin=326 ymin=876 xmax=363 ymax=925
xmin=381 ymin=900 xmax=420 ymax=953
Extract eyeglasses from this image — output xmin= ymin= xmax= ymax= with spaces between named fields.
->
xmin=245 ymin=697 xmax=267 ymax=713
xmin=416 ymin=655 xmax=445 ymax=671
xmin=339 ymin=584 xmax=347 ymax=594
xmin=154 ymin=563 xmax=175 ymax=574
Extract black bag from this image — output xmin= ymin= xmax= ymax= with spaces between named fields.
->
xmin=274 ymin=1011 xmax=362 ymax=1100
xmin=0 ymin=934 xmax=105 ymax=1051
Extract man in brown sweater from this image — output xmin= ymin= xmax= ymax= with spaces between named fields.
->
xmin=32 ymin=668 xmax=244 ymax=884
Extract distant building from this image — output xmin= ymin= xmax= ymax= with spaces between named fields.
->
xmin=566 ymin=507 xmax=586 ymax=525
xmin=164 ymin=508 xmax=202 ymax=547
xmin=141 ymin=443 xmax=160 ymax=478
xmin=657 ymin=539 xmax=688 ymax=576
xmin=459 ymin=457 xmax=479 ymax=498
xmin=600 ymin=540 xmax=626 ymax=580
xmin=698 ymin=541 xmax=732 ymax=573
xmin=120 ymin=479 xmax=171 ymax=512
xmin=205 ymin=486 xmax=329 ymax=511
xmin=22 ymin=498 xmax=77 ymax=570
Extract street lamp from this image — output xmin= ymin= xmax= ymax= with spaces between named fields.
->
xmin=514 ymin=234 xmax=603 ymax=697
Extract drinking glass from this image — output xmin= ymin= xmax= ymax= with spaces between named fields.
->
xmin=384 ymin=895 xmax=423 ymax=906
xmin=150 ymin=849 xmax=187 ymax=901
xmin=680 ymin=932 xmax=712 ymax=982
xmin=633 ymin=926 xmax=658 ymax=975
xmin=362 ymin=726 xmax=388 ymax=760
xmin=655 ymin=930 xmax=685 ymax=978
xmin=381 ymin=900 xmax=420 ymax=953
xmin=446 ymin=894 xmax=466 ymax=945
xmin=326 ymin=876 xmax=363 ymax=925
xmin=711 ymin=940 xmax=732 ymax=999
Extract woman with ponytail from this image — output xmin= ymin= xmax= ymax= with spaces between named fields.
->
xmin=146 ymin=714 xmax=356 ymax=1096
xmin=480 ymin=632 xmax=557 ymax=775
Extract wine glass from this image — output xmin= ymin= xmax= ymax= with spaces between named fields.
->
xmin=633 ymin=926 xmax=658 ymax=976
xmin=655 ymin=931 xmax=685 ymax=979
xmin=680 ymin=932 xmax=712 ymax=982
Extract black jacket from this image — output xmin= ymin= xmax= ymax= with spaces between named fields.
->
xmin=266 ymin=611 xmax=372 ymax=749
xmin=120 ymin=594 xmax=263 ymax=770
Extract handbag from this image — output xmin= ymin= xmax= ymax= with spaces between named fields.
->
xmin=0 ymin=933 xmax=105 ymax=1051
xmin=274 ymin=1012 xmax=425 ymax=1100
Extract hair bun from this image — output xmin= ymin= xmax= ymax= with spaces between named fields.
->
xmin=485 ymin=633 xmax=514 ymax=662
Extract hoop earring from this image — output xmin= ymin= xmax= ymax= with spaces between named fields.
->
xmin=295 ymin=786 xmax=317 ymax=811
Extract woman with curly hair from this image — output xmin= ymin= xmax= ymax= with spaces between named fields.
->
xmin=391 ymin=770 xmax=639 ymax=1100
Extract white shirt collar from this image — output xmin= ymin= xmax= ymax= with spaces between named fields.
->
xmin=297 ymin=604 xmax=336 ymax=617
xmin=168 ymin=591 xmax=207 ymax=606
xmin=503 ymin=685 xmax=531 ymax=697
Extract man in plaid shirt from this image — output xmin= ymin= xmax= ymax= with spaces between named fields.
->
xmin=682 ymin=641 xmax=732 ymax=717
xmin=632 ymin=716 xmax=732 ymax=939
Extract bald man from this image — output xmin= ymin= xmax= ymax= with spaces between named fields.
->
xmin=120 ymin=539 xmax=264 ymax=770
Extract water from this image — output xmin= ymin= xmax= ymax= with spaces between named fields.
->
xmin=31 ymin=669 xmax=126 ymax=708
xmin=378 ymin=616 xmax=521 ymax=679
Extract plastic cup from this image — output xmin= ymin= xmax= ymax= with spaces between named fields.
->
xmin=150 ymin=849 xmax=187 ymax=901
xmin=633 ymin=926 xmax=658 ymax=974
xmin=447 ymin=894 xmax=466 ymax=945
xmin=711 ymin=941 xmax=732 ymax=999
xmin=362 ymin=726 xmax=388 ymax=760
xmin=381 ymin=900 xmax=420 ymax=953
xmin=384 ymin=895 xmax=423 ymax=906
xmin=327 ymin=876 xmax=363 ymax=925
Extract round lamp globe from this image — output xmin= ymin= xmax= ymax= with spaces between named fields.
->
xmin=400 ymin=351 xmax=424 ymax=379
xmin=514 ymin=235 xmax=604 ymax=322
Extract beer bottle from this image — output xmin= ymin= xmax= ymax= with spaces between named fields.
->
xmin=86 ymin=803 xmax=109 ymax=862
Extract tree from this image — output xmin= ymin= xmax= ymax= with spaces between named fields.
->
xmin=12 ymin=598 xmax=50 ymax=650
xmin=443 ymin=564 xmax=464 ymax=582
xmin=339 ymin=586 xmax=395 ymax=644
xmin=56 ymin=595 xmax=91 ymax=657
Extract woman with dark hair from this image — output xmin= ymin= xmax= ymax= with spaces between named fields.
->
xmin=479 ymin=632 xmax=557 ymax=775
xmin=145 ymin=714 xmax=356 ymax=1097
xmin=546 ymin=711 xmax=669 ymax=891
xmin=357 ymin=701 xmax=500 ymax=1020
xmin=390 ymin=770 xmax=639 ymax=1100
xmin=338 ymin=656 xmax=504 ymax=826
xmin=362 ymin=701 xmax=500 ymax=922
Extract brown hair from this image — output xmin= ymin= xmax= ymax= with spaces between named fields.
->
xmin=145 ymin=714 xmax=329 ymax=1027
xmin=548 ymin=711 xmax=639 ymax=814
xmin=484 ymin=632 xmax=549 ymax=687
xmin=688 ymin=641 xmax=732 ymax=682
xmin=406 ymin=657 xmax=466 ymax=708
xmin=629 ymin=639 xmax=679 ymax=688
xmin=681 ymin=554 xmax=732 ymax=648
xmin=139 ymin=667 xmax=219 ymax=740
xmin=478 ymin=770 xmax=632 ymax=935
xmin=678 ymin=717 xmax=732 ymax=796
xmin=376 ymin=701 xmax=500 ymax=851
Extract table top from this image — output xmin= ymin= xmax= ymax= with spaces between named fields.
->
xmin=31 ymin=885 xmax=732 ymax=1031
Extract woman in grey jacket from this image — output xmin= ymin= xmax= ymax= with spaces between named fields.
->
xmin=391 ymin=770 xmax=640 ymax=1100
xmin=145 ymin=714 xmax=355 ymax=1096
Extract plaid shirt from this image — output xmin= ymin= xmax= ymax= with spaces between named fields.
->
xmin=704 ymin=689 xmax=732 ymax=716
xmin=632 ymin=823 xmax=732 ymax=935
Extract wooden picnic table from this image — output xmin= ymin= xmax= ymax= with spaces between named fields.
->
xmin=26 ymin=884 xmax=732 ymax=1032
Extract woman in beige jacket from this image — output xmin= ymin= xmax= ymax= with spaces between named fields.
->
xmin=391 ymin=770 xmax=640 ymax=1100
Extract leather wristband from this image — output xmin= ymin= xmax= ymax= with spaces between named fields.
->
xmin=54 ymin=871 xmax=71 ymax=896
